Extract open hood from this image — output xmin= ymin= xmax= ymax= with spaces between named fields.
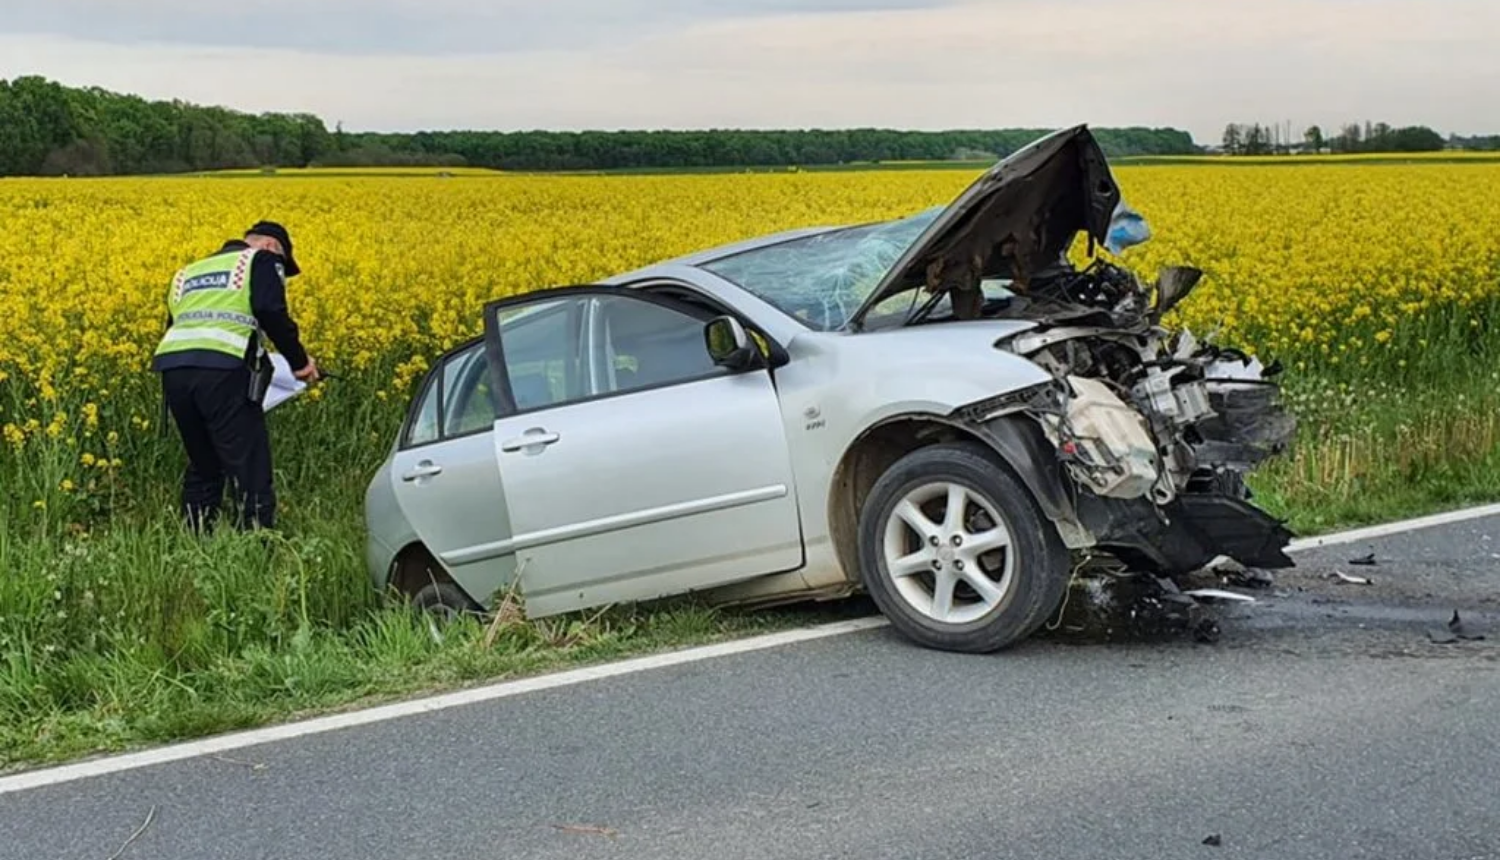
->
xmin=846 ymin=124 xmax=1121 ymax=330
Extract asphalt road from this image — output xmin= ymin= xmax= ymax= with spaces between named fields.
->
xmin=5 ymin=514 xmax=1500 ymax=860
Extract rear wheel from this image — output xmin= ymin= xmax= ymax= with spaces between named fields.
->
xmin=412 ymin=582 xmax=481 ymax=623
xmin=856 ymin=441 xmax=1071 ymax=653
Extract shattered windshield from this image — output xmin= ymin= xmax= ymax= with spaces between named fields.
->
xmin=698 ymin=206 xmax=942 ymax=331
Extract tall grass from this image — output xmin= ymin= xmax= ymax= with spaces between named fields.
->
xmin=3 ymin=303 xmax=1500 ymax=771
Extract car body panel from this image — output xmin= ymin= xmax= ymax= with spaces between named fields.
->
xmin=388 ymin=424 xmax=518 ymax=603
xmin=488 ymin=371 xmax=806 ymax=616
xmin=763 ymin=319 xmax=1054 ymax=585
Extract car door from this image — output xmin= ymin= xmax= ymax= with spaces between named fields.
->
xmin=481 ymin=286 xmax=805 ymax=617
xmin=385 ymin=299 xmax=583 ymax=607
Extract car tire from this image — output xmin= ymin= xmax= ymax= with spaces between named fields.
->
xmin=412 ymin=582 xmax=481 ymax=623
xmin=856 ymin=441 xmax=1071 ymax=653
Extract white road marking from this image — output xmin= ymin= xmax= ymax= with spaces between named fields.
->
xmin=4 ymin=502 xmax=1499 ymax=796
xmin=1284 ymin=501 xmax=1500 ymax=552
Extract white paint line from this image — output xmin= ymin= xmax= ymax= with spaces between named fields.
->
xmin=4 ymin=501 xmax=1499 ymax=796
xmin=1285 ymin=501 xmax=1500 ymax=552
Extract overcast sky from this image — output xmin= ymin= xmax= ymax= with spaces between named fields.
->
xmin=2 ymin=0 xmax=1495 ymax=143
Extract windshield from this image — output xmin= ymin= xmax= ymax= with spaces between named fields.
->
xmin=697 ymin=206 xmax=942 ymax=331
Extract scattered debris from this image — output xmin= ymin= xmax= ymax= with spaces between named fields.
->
xmin=1428 ymin=610 xmax=1488 ymax=644
xmin=1193 ymin=618 xmax=1222 ymax=644
xmin=1183 ymin=588 xmax=1257 ymax=604
xmin=1328 ymin=570 xmax=1373 ymax=586
xmin=551 ymin=824 xmax=620 ymax=839
xmin=210 ymin=754 xmax=267 ymax=772
xmin=1205 ymin=556 xmax=1276 ymax=589
xmin=107 ymin=805 xmax=157 ymax=860
xmin=1202 ymin=833 xmax=1223 ymax=847
xmin=1348 ymin=552 xmax=1378 ymax=566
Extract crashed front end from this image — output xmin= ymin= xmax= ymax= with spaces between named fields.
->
xmin=974 ymin=264 xmax=1299 ymax=579
xmin=845 ymin=124 xmax=1298 ymax=582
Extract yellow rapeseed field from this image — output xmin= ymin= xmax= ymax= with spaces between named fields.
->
xmin=2 ymin=163 xmax=1499 ymax=476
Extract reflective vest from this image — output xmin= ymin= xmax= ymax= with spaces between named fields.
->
xmin=153 ymin=248 xmax=265 ymax=363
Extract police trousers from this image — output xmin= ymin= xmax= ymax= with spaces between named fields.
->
xmin=161 ymin=366 xmax=276 ymax=532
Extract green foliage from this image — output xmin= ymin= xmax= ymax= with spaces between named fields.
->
xmin=0 ymin=76 xmax=333 ymax=176
xmin=0 ymin=75 xmax=1201 ymax=177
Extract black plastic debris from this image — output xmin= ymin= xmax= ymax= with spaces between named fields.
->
xmin=1203 ymin=834 xmax=1223 ymax=847
xmin=1427 ymin=610 xmax=1488 ymax=644
xmin=1349 ymin=552 xmax=1377 ymax=566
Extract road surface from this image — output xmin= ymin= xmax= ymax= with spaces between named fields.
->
xmin=4 ymin=512 xmax=1499 ymax=860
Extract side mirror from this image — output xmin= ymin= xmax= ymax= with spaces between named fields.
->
xmin=1151 ymin=265 xmax=1204 ymax=322
xmin=704 ymin=316 xmax=760 ymax=371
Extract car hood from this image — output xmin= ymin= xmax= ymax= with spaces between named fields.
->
xmin=846 ymin=124 xmax=1121 ymax=331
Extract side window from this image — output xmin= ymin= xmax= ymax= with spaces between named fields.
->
xmin=594 ymin=294 xmax=723 ymax=395
xmin=495 ymin=296 xmax=588 ymax=412
xmin=405 ymin=373 xmax=441 ymax=447
xmin=402 ymin=341 xmax=493 ymax=448
xmin=442 ymin=346 xmax=496 ymax=437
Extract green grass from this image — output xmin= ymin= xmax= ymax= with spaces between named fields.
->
xmin=4 ymin=303 xmax=1500 ymax=773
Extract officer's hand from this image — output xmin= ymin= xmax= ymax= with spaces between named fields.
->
xmin=294 ymin=357 xmax=321 ymax=382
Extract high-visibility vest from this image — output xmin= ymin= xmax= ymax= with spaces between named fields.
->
xmin=153 ymin=248 xmax=265 ymax=363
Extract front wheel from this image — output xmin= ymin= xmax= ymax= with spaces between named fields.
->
xmin=856 ymin=442 xmax=1071 ymax=653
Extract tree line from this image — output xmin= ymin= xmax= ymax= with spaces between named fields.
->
xmin=2 ymin=75 xmax=1487 ymax=176
xmin=0 ymin=75 xmax=1201 ymax=176
xmin=1221 ymin=121 xmax=1449 ymax=155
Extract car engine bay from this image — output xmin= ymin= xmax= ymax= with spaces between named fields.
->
xmin=960 ymin=257 xmax=1301 ymax=582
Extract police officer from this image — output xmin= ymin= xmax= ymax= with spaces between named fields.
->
xmin=152 ymin=221 xmax=319 ymax=533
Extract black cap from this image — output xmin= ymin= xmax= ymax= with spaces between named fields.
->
xmin=246 ymin=221 xmax=300 ymax=276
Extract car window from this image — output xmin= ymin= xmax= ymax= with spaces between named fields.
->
xmin=405 ymin=373 xmax=441 ymax=447
xmin=594 ymin=294 xmax=723 ymax=394
xmin=697 ymin=206 xmax=941 ymax=331
xmin=442 ymin=344 xmax=496 ymax=437
xmin=495 ymin=296 xmax=588 ymax=411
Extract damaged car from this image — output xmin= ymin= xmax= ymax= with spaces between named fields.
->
xmin=363 ymin=124 xmax=1297 ymax=653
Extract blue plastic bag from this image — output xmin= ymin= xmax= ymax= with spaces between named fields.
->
xmin=1105 ymin=199 xmax=1151 ymax=255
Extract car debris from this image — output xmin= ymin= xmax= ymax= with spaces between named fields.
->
xmin=1428 ymin=610 xmax=1488 ymax=644
xmin=1348 ymin=552 xmax=1378 ymax=566
xmin=1181 ymin=588 xmax=1258 ymax=604
xmin=1202 ymin=555 xmax=1276 ymax=589
xmin=1328 ymin=570 xmax=1373 ymax=586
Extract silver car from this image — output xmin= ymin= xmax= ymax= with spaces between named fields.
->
xmin=364 ymin=125 xmax=1296 ymax=653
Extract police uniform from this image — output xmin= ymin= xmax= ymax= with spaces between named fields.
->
xmin=152 ymin=221 xmax=311 ymax=532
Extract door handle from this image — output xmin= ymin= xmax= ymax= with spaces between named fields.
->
xmin=501 ymin=429 xmax=560 ymax=453
xmin=400 ymin=461 xmax=444 ymax=482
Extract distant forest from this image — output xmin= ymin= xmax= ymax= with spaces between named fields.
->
xmin=0 ymin=75 xmax=1490 ymax=177
xmin=1219 ymin=120 xmax=1475 ymax=155
xmin=1 ymin=76 xmax=1195 ymax=176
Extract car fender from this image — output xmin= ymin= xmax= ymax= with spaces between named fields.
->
xmin=777 ymin=326 xmax=1078 ymax=582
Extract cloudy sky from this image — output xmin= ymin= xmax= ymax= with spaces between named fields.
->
xmin=2 ymin=0 xmax=1496 ymax=143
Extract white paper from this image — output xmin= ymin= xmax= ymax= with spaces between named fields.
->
xmin=262 ymin=352 xmax=307 ymax=411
